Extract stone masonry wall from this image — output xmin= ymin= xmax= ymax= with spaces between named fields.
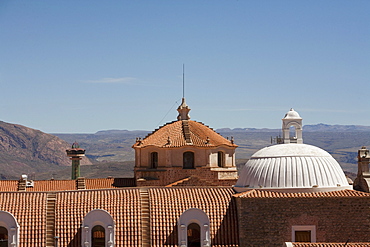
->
xmin=135 ymin=167 xmax=237 ymax=187
xmin=235 ymin=195 xmax=370 ymax=247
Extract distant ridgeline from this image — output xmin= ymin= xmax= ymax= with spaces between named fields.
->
xmin=216 ymin=124 xmax=370 ymax=133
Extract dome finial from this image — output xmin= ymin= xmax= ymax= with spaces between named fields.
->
xmin=177 ymin=98 xmax=191 ymax=120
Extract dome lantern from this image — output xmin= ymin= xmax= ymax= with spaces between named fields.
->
xmin=282 ymin=108 xmax=303 ymax=144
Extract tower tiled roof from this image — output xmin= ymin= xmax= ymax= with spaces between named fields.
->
xmin=133 ymin=120 xmax=237 ymax=148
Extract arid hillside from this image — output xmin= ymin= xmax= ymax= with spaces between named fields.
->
xmin=0 ymin=121 xmax=91 ymax=179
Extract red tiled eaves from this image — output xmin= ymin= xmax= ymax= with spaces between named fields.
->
xmin=291 ymin=243 xmax=370 ymax=247
xmin=148 ymin=187 xmax=239 ymax=247
xmin=133 ymin=120 xmax=237 ymax=148
xmin=234 ymin=189 xmax=370 ymax=198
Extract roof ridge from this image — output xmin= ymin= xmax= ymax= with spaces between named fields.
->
xmin=143 ymin=120 xmax=178 ymax=140
xmin=234 ymin=189 xmax=370 ymax=198
xmin=233 ymin=189 xmax=256 ymax=198
xmin=165 ymin=177 xmax=192 ymax=187
xmin=182 ymin=120 xmax=192 ymax=144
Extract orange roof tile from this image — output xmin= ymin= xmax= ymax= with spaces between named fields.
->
xmin=26 ymin=179 xmax=76 ymax=192
xmin=290 ymin=243 xmax=370 ymax=247
xmin=148 ymin=187 xmax=239 ymax=246
xmin=0 ymin=178 xmax=137 ymax=192
xmin=0 ymin=180 xmax=18 ymax=191
xmin=55 ymin=188 xmax=142 ymax=246
xmin=234 ymin=189 xmax=370 ymax=198
xmin=0 ymin=192 xmax=47 ymax=247
xmin=133 ymin=120 xmax=237 ymax=148
xmin=85 ymin=178 xmax=115 ymax=189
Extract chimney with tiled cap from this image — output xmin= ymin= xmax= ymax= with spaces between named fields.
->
xmin=66 ymin=142 xmax=86 ymax=180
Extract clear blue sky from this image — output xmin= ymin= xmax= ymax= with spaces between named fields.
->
xmin=0 ymin=1 xmax=369 ymax=133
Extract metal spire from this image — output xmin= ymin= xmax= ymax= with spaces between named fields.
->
xmin=182 ymin=64 xmax=185 ymax=98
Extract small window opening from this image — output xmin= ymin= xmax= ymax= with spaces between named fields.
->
xmin=295 ymin=230 xmax=311 ymax=242
xmin=0 ymin=227 xmax=8 ymax=247
xmin=92 ymin=225 xmax=105 ymax=247
xmin=217 ymin=151 xmax=224 ymax=167
xmin=187 ymin=223 xmax=201 ymax=247
xmin=150 ymin=152 xmax=158 ymax=169
xmin=183 ymin=152 xmax=194 ymax=169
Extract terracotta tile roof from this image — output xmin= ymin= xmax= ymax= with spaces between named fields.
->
xmin=235 ymin=189 xmax=370 ymax=198
xmin=26 ymin=179 xmax=76 ymax=192
xmin=290 ymin=243 xmax=370 ymax=247
xmin=0 ymin=180 xmax=18 ymax=191
xmin=55 ymin=188 xmax=142 ymax=246
xmin=0 ymin=192 xmax=47 ymax=247
xmin=148 ymin=187 xmax=239 ymax=246
xmin=133 ymin=120 xmax=237 ymax=148
xmin=0 ymin=178 xmax=137 ymax=192
xmin=85 ymin=178 xmax=115 ymax=189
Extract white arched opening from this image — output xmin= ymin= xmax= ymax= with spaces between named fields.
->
xmin=0 ymin=211 xmax=19 ymax=247
xmin=178 ymin=208 xmax=210 ymax=247
xmin=81 ymin=209 xmax=115 ymax=247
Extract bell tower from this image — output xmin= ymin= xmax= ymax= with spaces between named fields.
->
xmin=282 ymin=108 xmax=303 ymax=144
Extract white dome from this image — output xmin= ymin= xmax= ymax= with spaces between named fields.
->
xmin=283 ymin=108 xmax=301 ymax=119
xmin=235 ymin=144 xmax=349 ymax=190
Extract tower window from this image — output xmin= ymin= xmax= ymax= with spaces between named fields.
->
xmin=183 ymin=152 xmax=194 ymax=169
xmin=0 ymin=227 xmax=8 ymax=247
xmin=217 ymin=151 xmax=224 ymax=167
xmin=92 ymin=225 xmax=105 ymax=247
xmin=150 ymin=152 xmax=158 ymax=169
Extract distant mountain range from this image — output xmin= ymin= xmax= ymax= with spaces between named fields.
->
xmin=92 ymin=124 xmax=370 ymax=135
xmin=216 ymin=123 xmax=370 ymax=133
xmin=55 ymin=123 xmax=370 ymax=175
xmin=0 ymin=121 xmax=369 ymax=180
xmin=0 ymin=121 xmax=91 ymax=179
